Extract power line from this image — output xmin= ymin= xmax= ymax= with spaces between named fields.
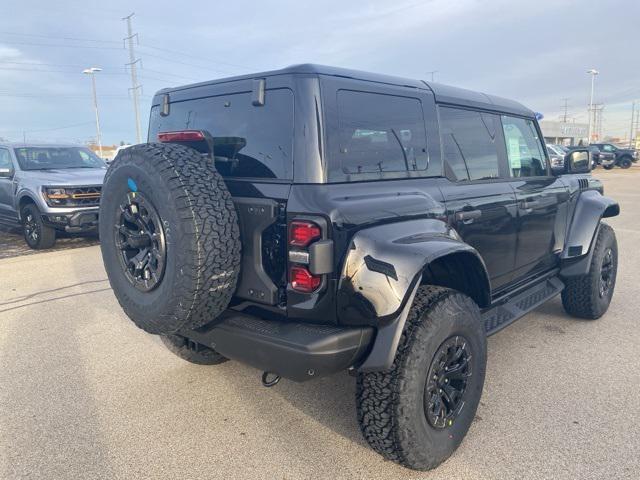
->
xmin=0 ymin=121 xmax=95 ymax=135
xmin=0 ymin=40 xmax=123 ymax=50
xmin=0 ymin=30 xmax=121 ymax=44
xmin=138 ymin=43 xmax=252 ymax=71
xmin=137 ymin=51 xmax=238 ymax=75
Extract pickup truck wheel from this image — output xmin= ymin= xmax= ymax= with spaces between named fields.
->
xmin=99 ymin=143 xmax=241 ymax=335
xmin=619 ymin=157 xmax=632 ymax=169
xmin=356 ymin=286 xmax=487 ymax=471
xmin=562 ymin=223 xmax=617 ymax=319
xmin=161 ymin=334 xmax=228 ymax=365
xmin=21 ymin=204 xmax=56 ymax=249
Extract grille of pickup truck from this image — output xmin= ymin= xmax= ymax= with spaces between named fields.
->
xmin=66 ymin=186 xmax=101 ymax=206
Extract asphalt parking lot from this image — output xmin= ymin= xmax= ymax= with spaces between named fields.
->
xmin=1 ymin=168 xmax=639 ymax=480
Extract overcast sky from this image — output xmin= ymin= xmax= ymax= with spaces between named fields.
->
xmin=1 ymin=0 xmax=638 ymax=145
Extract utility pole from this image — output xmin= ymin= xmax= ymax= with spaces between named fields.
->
xmin=587 ymin=69 xmax=599 ymax=144
xmin=630 ymin=101 xmax=637 ymax=149
xmin=123 ymin=13 xmax=142 ymax=144
xmin=426 ymin=70 xmax=438 ymax=82
xmin=592 ymin=104 xmax=604 ymax=142
xmin=561 ymin=98 xmax=569 ymax=123
xmin=83 ymin=67 xmax=103 ymax=158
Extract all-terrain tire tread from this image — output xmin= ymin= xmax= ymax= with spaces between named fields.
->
xmin=561 ymin=223 xmax=616 ymax=319
xmin=356 ymin=286 xmax=484 ymax=470
xmin=103 ymin=143 xmax=241 ymax=333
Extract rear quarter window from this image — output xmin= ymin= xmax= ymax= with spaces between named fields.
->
xmin=149 ymin=88 xmax=294 ymax=180
xmin=328 ymin=90 xmax=429 ymax=182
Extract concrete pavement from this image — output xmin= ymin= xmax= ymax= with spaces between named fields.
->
xmin=1 ymin=168 xmax=639 ymax=479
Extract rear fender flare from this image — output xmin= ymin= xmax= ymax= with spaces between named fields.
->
xmin=337 ymin=218 xmax=490 ymax=326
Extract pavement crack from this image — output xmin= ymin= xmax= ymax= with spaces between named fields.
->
xmin=0 ymin=279 xmax=109 ymax=306
xmin=0 ymin=287 xmax=112 ymax=314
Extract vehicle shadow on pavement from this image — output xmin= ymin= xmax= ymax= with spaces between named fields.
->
xmin=0 ymin=225 xmax=99 ymax=259
xmin=271 ymin=372 xmax=367 ymax=446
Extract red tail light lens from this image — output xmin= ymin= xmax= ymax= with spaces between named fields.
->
xmin=290 ymin=265 xmax=322 ymax=293
xmin=289 ymin=221 xmax=321 ymax=248
xmin=158 ymin=130 xmax=205 ymax=143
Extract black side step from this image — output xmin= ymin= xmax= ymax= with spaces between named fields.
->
xmin=482 ymin=277 xmax=564 ymax=336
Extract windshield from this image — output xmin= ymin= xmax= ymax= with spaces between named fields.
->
xmin=14 ymin=147 xmax=105 ymax=171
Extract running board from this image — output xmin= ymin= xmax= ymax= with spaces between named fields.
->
xmin=482 ymin=277 xmax=564 ymax=336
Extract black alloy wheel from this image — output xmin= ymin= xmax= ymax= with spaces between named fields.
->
xmin=115 ymin=191 xmax=167 ymax=292
xmin=599 ymin=248 xmax=614 ymax=299
xmin=24 ymin=211 xmax=39 ymax=244
xmin=424 ymin=335 xmax=473 ymax=429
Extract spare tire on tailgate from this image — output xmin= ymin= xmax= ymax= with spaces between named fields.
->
xmin=99 ymin=143 xmax=241 ymax=335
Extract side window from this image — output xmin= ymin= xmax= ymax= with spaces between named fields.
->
xmin=439 ymin=107 xmax=501 ymax=181
xmin=0 ymin=148 xmax=12 ymax=170
xmin=602 ymin=144 xmax=615 ymax=152
xmin=501 ymin=116 xmax=547 ymax=177
xmin=330 ymin=90 xmax=428 ymax=180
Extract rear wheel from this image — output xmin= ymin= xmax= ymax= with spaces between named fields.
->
xmin=356 ymin=286 xmax=487 ymax=471
xmin=562 ymin=223 xmax=617 ymax=319
xmin=21 ymin=203 xmax=56 ymax=249
xmin=161 ymin=334 xmax=228 ymax=365
xmin=99 ymin=143 xmax=241 ymax=335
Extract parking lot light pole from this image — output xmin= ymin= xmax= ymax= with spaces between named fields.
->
xmin=587 ymin=69 xmax=599 ymax=144
xmin=83 ymin=67 xmax=103 ymax=158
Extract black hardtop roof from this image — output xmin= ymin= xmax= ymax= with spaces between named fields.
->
xmin=154 ymin=63 xmax=534 ymax=117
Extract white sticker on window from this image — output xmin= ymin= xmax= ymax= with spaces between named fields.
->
xmin=508 ymin=138 xmax=521 ymax=169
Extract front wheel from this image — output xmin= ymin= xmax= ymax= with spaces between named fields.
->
xmin=356 ymin=286 xmax=487 ymax=471
xmin=21 ymin=204 xmax=56 ymax=249
xmin=562 ymin=223 xmax=617 ymax=319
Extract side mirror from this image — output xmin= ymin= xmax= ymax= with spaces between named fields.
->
xmin=563 ymin=149 xmax=591 ymax=174
xmin=0 ymin=167 xmax=13 ymax=178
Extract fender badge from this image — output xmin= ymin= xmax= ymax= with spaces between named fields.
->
xmin=127 ymin=178 xmax=138 ymax=192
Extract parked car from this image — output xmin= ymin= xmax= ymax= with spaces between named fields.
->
xmin=0 ymin=143 xmax=106 ymax=249
xmin=546 ymin=143 xmax=567 ymax=168
xmin=590 ymin=143 xmax=637 ymax=169
xmin=98 ymin=64 xmax=619 ymax=471
xmin=566 ymin=144 xmax=615 ymax=169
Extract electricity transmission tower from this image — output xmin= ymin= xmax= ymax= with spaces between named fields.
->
xmin=123 ymin=13 xmax=142 ymax=144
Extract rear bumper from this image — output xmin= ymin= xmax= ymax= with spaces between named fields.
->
xmin=180 ymin=311 xmax=374 ymax=382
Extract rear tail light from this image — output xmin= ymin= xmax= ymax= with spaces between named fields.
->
xmin=289 ymin=221 xmax=321 ymax=248
xmin=158 ymin=130 xmax=205 ymax=143
xmin=290 ymin=265 xmax=322 ymax=293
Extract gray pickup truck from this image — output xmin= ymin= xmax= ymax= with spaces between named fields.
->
xmin=0 ymin=143 xmax=106 ymax=249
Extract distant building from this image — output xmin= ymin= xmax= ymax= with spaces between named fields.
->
xmin=88 ymin=144 xmax=118 ymax=160
xmin=540 ymin=120 xmax=588 ymax=146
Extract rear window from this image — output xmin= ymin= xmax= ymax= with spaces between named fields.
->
xmin=328 ymin=90 xmax=429 ymax=181
xmin=149 ymin=88 xmax=294 ymax=180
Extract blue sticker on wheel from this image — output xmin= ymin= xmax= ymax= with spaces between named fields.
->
xmin=127 ymin=178 xmax=138 ymax=192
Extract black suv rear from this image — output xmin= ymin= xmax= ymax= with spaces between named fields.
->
xmin=100 ymin=64 xmax=620 ymax=471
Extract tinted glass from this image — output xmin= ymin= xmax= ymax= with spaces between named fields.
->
xmin=501 ymin=116 xmax=547 ymax=177
xmin=439 ymin=107 xmax=500 ymax=181
xmin=602 ymin=144 xmax=615 ymax=152
xmin=149 ymin=89 xmax=294 ymax=180
xmin=13 ymin=147 xmax=105 ymax=170
xmin=330 ymin=90 xmax=428 ymax=180
xmin=0 ymin=148 xmax=11 ymax=169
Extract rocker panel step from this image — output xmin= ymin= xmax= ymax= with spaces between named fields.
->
xmin=482 ymin=277 xmax=564 ymax=336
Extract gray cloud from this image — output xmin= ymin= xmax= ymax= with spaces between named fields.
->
xmin=0 ymin=0 xmax=638 ymax=144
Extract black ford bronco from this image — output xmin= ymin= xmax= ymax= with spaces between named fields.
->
xmin=99 ymin=64 xmax=620 ymax=471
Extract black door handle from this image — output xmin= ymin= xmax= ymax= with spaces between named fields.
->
xmin=455 ymin=209 xmax=482 ymax=224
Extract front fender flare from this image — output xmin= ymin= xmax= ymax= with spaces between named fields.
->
xmin=560 ymin=190 xmax=619 ymax=277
